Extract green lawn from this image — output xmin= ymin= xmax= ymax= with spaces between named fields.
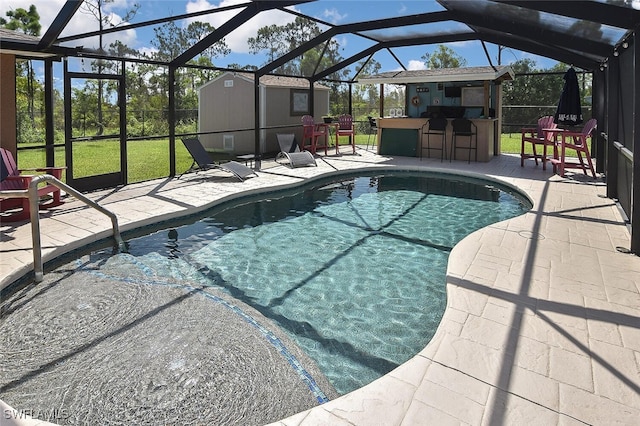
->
xmin=501 ymin=133 xmax=522 ymax=153
xmin=16 ymin=139 xmax=195 ymax=184
xmin=501 ymin=132 xmax=579 ymax=157
xmin=15 ymin=133 xmax=573 ymax=185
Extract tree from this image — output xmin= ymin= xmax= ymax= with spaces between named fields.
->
xmin=107 ymin=39 xmax=139 ymax=58
xmin=150 ymin=20 xmax=230 ymax=127
xmin=0 ymin=4 xmax=40 ymax=34
xmin=248 ymin=17 xmax=347 ymax=80
xmin=352 ymin=58 xmax=382 ymax=117
xmin=80 ymin=0 xmax=140 ymax=56
xmin=151 ymin=20 xmax=229 ymax=100
xmin=1 ymin=5 xmax=41 ymax=125
xmin=248 ymin=17 xmax=349 ymax=114
xmin=226 ymin=63 xmax=258 ymax=71
xmin=501 ymin=59 xmax=592 ymax=131
xmin=248 ymin=24 xmax=288 ymax=63
xmin=79 ymin=0 xmax=140 ymax=135
xmin=421 ymin=45 xmax=467 ymax=69
xmin=151 ymin=20 xmax=229 ymax=63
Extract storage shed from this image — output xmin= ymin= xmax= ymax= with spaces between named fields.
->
xmin=198 ymin=72 xmax=330 ymax=155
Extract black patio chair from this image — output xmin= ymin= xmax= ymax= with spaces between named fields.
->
xmin=180 ymin=138 xmax=258 ymax=181
xmin=450 ymin=118 xmax=477 ymax=163
xmin=421 ymin=117 xmax=448 ymax=161
xmin=366 ymin=116 xmax=378 ymax=151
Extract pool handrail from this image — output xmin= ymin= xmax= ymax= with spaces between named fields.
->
xmin=1 ymin=174 xmax=125 ymax=282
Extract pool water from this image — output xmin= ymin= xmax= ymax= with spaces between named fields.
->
xmin=115 ymin=172 xmax=530 ymax=394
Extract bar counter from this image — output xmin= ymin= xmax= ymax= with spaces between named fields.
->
xmin=376 ymin=117 xmax=498 ymax=162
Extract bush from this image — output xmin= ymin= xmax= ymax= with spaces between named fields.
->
xmin=17 ymin=117 xmax=46 ymax=144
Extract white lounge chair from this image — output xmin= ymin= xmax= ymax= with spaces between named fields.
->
xmin=275 ymin=134 xmax=317 ymax=168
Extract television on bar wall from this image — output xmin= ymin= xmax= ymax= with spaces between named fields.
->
xmin=444 ymin=86 xmax=461 ymax=98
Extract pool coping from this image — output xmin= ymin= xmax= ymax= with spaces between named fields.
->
xmin=1 ymin=150 xmax=639 ymax=425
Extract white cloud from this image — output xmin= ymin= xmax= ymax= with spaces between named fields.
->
xmin=138 ymin=46 xmax=159 ymax=59
xmin=102 ymin=0 xmax=139 ymax=13
xmin=407 ymin=59 xmax=426 ymax=70
xmin=321 ymin=7 xmax=346 ymax=25
xmin=335 ymin=35 xmax=348 ymax=49
xmin=185 ymin=0 xmax=298 ymax=54
xmin=448 ymin=40 xmax=475 ymax=48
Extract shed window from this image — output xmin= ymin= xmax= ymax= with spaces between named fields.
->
xmin=290 ymin=89 xmax=309 ymax=116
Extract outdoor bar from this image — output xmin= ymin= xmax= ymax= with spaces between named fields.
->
xmin=359 ymin=66 xmax=514 ymax=161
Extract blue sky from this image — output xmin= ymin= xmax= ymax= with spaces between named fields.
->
xmin=6 ymin=0 xmax=559 ymax=73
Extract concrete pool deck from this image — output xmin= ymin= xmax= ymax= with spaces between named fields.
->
xmin=1 ymin=149 xmax=639 ymax=425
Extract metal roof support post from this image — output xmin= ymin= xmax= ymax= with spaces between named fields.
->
xmin=119 ymin=59 xmax=128 ymax=183
xmin=308 ymin=80 xmax=315 ymax=117
xmin=63 ymin=58 xmax=73 ymax=180
xmin=348 ymin=83 xmax=353 ymax=116
xmin=380 ymin=84 xmax=385 ymax=118
xmin=44 ymin=58 xmax=55 ymax=167
xmin=592 ymin=70 xmax=606 ymax=173
xmin=254 ymin=74 xmax=261 ymax=170
xmin=605 ymin=57 xmax=619 ymax=201
xmin=168 ymin=65 xmax=176 ymax=176
xmin=632 ymin=32 xmax=640 ymax=255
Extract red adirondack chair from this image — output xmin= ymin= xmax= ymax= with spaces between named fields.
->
xmin=336 ymin=114 xmax=356 ymax=154
xmin=301 ymin=115 xmax=328 ymax=155
xmin=549 ymin=118 xmax=597 ymax=178
xmin=0 ymin=148 xmax=66 ymax=222
xmin=520 ymin=115 xmax=557 ymax=170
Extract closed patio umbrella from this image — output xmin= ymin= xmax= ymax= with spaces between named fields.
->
xmin=554 ymin=67 xmax=583 ymax=126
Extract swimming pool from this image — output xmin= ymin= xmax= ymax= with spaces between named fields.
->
xmin=101 ymin=171 xmax=529 ymax=393
xmin=0 ymin=171 xmax=530 ymax=423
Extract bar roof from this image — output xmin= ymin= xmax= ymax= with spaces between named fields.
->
xmin=357 ymin=66 xmax=515 ymax=85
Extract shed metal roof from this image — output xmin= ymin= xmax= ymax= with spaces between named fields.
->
xmin=199 ymin=71 xmax=330 ymax=90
